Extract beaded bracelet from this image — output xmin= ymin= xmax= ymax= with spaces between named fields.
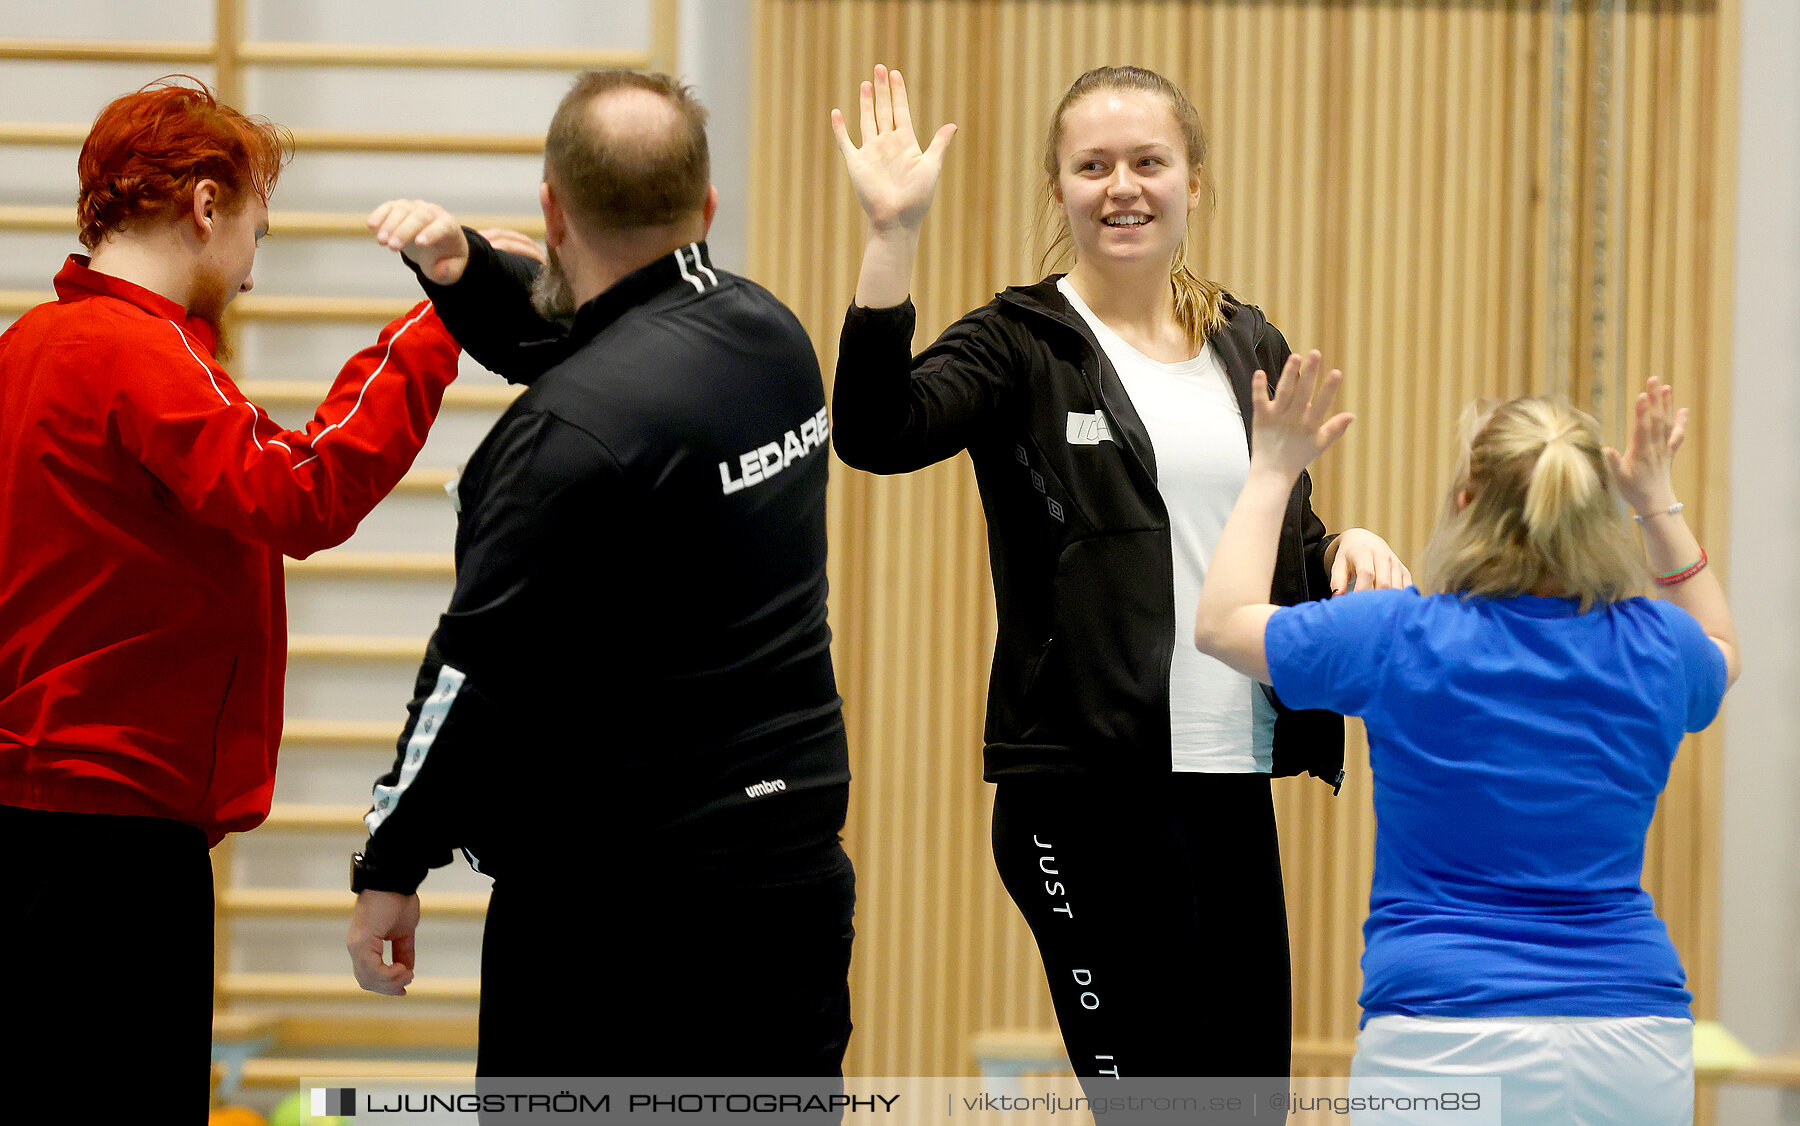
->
xmin=1654 ymin=548 xmax=1708 ymax=587
xmin=1633 ymin=501 xmax=1684 ymax=524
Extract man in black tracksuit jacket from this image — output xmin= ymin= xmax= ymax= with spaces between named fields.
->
xmin=346 ymin=73 xmax=853 ymax=1082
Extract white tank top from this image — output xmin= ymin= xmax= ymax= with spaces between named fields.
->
xmin=1059 ymin=278 xmax=1275 ymax=773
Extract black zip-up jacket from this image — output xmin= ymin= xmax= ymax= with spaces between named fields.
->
xmin=354 ymin=235 xmax=850 ymax=894
xmin=834 ymin=278 xmax=1344 ymax=786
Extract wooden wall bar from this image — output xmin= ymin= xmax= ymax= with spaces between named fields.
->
xmin=749 ymin=0 xmax=1737 ymax=1079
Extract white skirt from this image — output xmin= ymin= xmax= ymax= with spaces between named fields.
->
xmin=1350 ymin=1014 xmax=1693 ymax=1126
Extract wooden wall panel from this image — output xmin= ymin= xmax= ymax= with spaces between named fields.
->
xmin=750 ymin=0 xmax=1735 ymax=1080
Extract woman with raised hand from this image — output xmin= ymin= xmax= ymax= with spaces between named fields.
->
xmin=1195 ymin=369 xmax=1735 ymax=1125
xmin=831 ymin=63 xmax=1408 ymax=1080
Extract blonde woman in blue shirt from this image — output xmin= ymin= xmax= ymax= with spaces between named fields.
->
xmin=1195 ymin=359 xmax=1737 ymax=1126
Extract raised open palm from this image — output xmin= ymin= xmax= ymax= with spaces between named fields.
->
xmin=830 ymin=65 xmax=958 ymax=232
xmin=1251 ymin=350 xmax=1355 ymax=480
xmin=1603 ymin=376 xmax=1687 ymax=516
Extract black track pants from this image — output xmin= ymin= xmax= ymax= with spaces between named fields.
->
xmin=992 ymin=773 xmax=1292 ymax=1083
xmin=0 ymin=804 xmax=214 ymax=1122
xmin=475 ymin=844 xmax=855 ymax=1080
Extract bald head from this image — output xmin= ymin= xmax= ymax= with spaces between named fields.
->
xmin=543 ymin=70 xmax=711 ymax=232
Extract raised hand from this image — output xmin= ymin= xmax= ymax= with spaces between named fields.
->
xmin=1250 ymin=350 xmax=1355 ymax=482
xmin=830 ymin=65 xmax=958 ymax=233
xmin=367 ymin=199 xmax=471 ymax=285
xmin=1604 ymin=376 xmax=1687 ymax=517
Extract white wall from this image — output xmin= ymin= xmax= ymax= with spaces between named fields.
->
xmin=1719 ymin=0 xmax=1800 ymax=1121
xmin=678 ymin=0 xmax=752 ymax=272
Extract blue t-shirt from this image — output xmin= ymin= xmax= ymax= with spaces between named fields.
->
xmin=1265 ymin=590 xmax=1727 ymax=1025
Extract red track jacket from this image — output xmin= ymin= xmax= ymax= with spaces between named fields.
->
xmin=0 ymin=256 xmax=461 ymax=844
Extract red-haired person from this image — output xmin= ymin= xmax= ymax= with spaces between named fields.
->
xmin=0 ymin=79 xmax=461 ymax=1110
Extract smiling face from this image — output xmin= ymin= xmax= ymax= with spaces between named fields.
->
xmin=1052 ymin=89 xmax=1202 ymax=272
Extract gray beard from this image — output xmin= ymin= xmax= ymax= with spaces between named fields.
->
xmin=530 ymin=246 xmax=576 ymax=320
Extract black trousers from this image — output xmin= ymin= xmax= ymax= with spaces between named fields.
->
xmin=992 ymin=773 xmax=1292 ymax=1084
xmin=474 ymin=844 xmax=855 ymax=1079
xmin=0 ymin=803 xmax=215 ymax=1122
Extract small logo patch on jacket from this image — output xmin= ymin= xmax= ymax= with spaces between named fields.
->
xmin=1066 ymin=411 xmax=1113 ymax=445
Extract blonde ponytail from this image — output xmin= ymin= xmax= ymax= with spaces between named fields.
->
xmin=1521 ymin=424 xmax=1601 ymax=548
xmin=1171 ymin=242 xmax=1228 ymax=344
xmin=1419 ymin=398 xmax=1648 ymax=610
